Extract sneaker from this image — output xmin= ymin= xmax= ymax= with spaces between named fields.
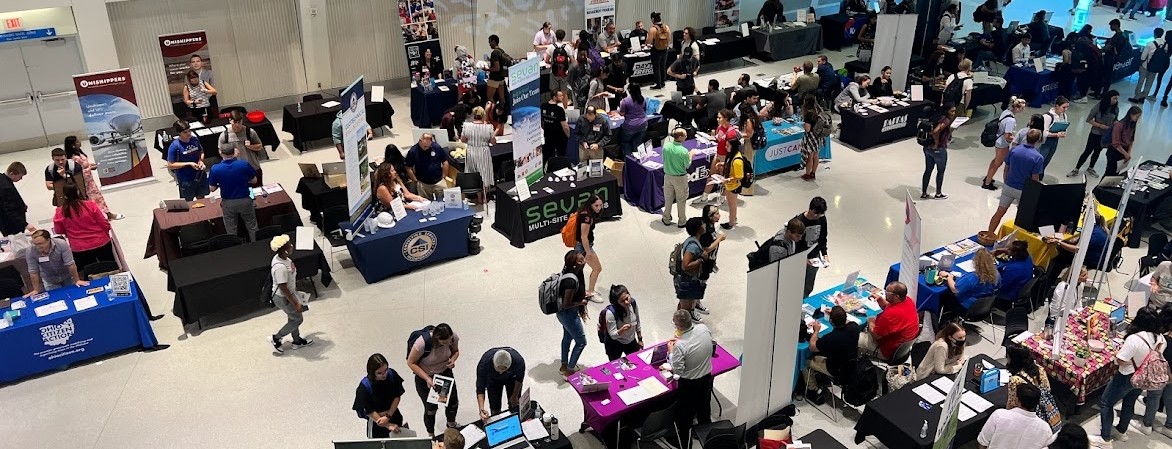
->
xmin=1112 ymin=427 xmax=1130 ymax=442
xmin=1086 ymin=167 xmax=1099 ymax=177
xmin=981 ymin=181 xmax=997 ymax=190
xmin=559 ymin=364 xmax=570 ymax=376
xmin=1091 ymin=436 xmax=1114 ymax=449
xmin=292 ymin=338 xmax=314 ymax=349
xmin=270 ymin=335 xmax=284 ymax=354
xmin=677 ymin=223 xmax=687 ymax=229
xmin=1156 ymin=427 xmax=1172 ymax=438
xmin=690 ymin=311 xmax=705 ymax=323
xmin=935 ymin=193 xmax=949 ymax=199
xmin=695 ymin=303 xmax=711 ymax=315
xmin=720 ymin=222 xmax=735 ymax=230
xmin=1138 ymin=426 xmax=1153 ymax=435
xmin=1067 ymin=169 xmax=1081 ymax=178
xmin=661 ymin=218 xmax=674 ymax=226
xmin=1129 ymin=97 xmax=1143 ymax=103
xmin=109 ymin=213 xmax=125 ymax=220
xmin=587 ymin=291 xmax=604 ymax=303
xmin=1073 ymin=96 xmax=1090 ymax=104
xmin=920 ymin=193 xmax=931 ymax=199
xmin=690 ymin=195 xmax=709 ymax=205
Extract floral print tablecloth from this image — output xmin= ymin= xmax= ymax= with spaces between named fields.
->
xmin=1022 ymin=307 xmax=1122 ymax=403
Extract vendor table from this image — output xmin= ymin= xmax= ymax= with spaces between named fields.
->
xmin=795 ymin=277 xmax=877 ymax=383
xmin=797 ymin=430 xmax=848 ymax=449
xmin=755 ymin=119 xmax=831 ymax=176
xmin=344 ymin=207 xmax=475 ymax=283
xmin=886 ymin=235 xmax=984 ymax=314
xmin=281 ymin=92 xmax=395 ymax=152
xmin=449 ymin=141 xmax=515 ymax=185
xmin=698 ymin=32 xmax=756 ymax=65
xmin=660 ymin=100 xmax=699 ymax=127
xmin=144 ymin=187 xmax=301 ymax=270
xmin=492 ymin=173 xmax=622 ymax=248
xmin=568 ymin=342 xmax=740 ymax=437
xmin=1021 ymin=306 xmax=1119 ymax=404
xmin=411 ymin=79 xmax=460 ymax=127
xmin=167 ymin=238 xmax=332 ymax=328
xmin=837 ymin=100 xmax=929 ymax=150
xmin=1112 ymin=47 xmax=1143 ymax=82
xmin=996 ymin=204 xmax=1118 ymax=270
xmin=295 ymin=177 xmax=346 ymax=228
xmin=624 ymin=52 xmax=655 ymax=86
xmin=0 ymin=276 xmax=158 ymax=383
xmin=1005 ymin=65 xmax=1058 ymax=108
xmin=853 ymin=354 xmax=1007 ymax=449
xmin=818 ymin=14 xmax=852 ymax=51
xmin=752 ymin=24 xmax=823 ymax=61
xmin=153 ymin=115 xmax=279 ymax=162
xmin=1093 ymin=160 xmax=1172 ymax=248
xmin=622 ymin=139 xmax=712 ymax=213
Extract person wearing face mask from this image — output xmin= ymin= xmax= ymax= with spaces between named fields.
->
xmin=268 ymin=234 xmax=313 ymax=354
xmin=354 ymin=353 xmax=407 ymax=438
xmin=406 ymin=323 xmax=461 ymax=437
xmin=916 ymin=322 xmax=967 ymax=379
xmin=475 ymin=347 xmax=525 ymax=420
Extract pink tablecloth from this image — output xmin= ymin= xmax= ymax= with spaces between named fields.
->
xmin=1022 ymin=307 xmax=1122 ymax=404
xmin=569 ymin=342 xmax=740 ymax=433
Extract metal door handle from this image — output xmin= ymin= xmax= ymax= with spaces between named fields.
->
xmin=40 ymin=91 xmax=76 ymax=100
xmin=0 ymin=95 xmax=33 ymax=106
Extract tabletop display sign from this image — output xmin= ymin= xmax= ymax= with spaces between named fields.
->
xmin=108 ymin=273 xmax=132 ymax=297
xmin=585 ymin=0 xmax=616 ymax=35
xmin=340 ymin=77 xmax=372 ymax=225
xmin=933 ymin=367 xmax=967 ymax=449
xmin=72 ymin=69 xmax=154 ymax=187
xmin=390 ymin=197 xmax=407 ymax=221
xmin=443 ymin=187 xmax=462 ymax=208
xmin=399 ymin=0 xmax=445 ymax=81
xmin=589 ymin=159 xmax=604 ymax=178
xmin=900 ymin=190 xmax=922 ymax=304
xmin=157 ymin=31 xmax=212 ymax=105
xmin=509 ymin=57 xmax=545 ymax=184
xmin=515 ymin=176 xmax=532 ymax=202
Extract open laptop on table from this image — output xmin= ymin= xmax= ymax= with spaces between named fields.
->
xmin=162 ymin=199 xmax=190 ymax=212
xmin=322 ymin=162 xmax=348 ymax=189
xmin=484 ymin=413 xmax=532 ymax=449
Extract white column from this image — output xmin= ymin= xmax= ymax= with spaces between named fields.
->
xmin=297 ymin=0 xmax=330 ymax=91
xmin=72 ymin=0 xmax=120 ymax=73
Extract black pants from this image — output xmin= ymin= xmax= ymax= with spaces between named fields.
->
xmin=1056 ymin=68 xmax=1076 ymax=99
xmin=485 ymin=380 xmax=518 ymax=414
xmin=939 ymin=289 xmax=967 ymax=323
xmin=675 ymin=374 xmax=714 ymax=449
xmin=72 ymin=241 xmax=116 ymax=275
xmin=414 ymin=369 xmax=459 ymax=435
xmin=604 ymin=338 xmax=642 ymax=361
xmin=1105 ymin=144 xmax=1127 ymax=176
xmin=368 ymin=410 xmax=406 ymax=438
xmin=1075 ymin=131 xmax=1105 ymax=170
xmin=1098 ymin=58 xmax=1116 ymax=96
xmin=1078 ymin=68 xmax=1097 ymax=97
xmin=543 ymin=136 xmax=567 ymax=163
xmin=804 ymin=264 xmax=819 ymax=298
xmin=651 ymin=49 xmax=669 ymax=88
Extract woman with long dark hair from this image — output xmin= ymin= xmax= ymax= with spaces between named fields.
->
xmin=1098 ymin=306 xmax=1165 ymax=445
xmin=618 ymin=83 xmax=648 ymax=155
xmin=922 ymin=102 xmax=956 ymax=199
xmin=1006 ymin=345 xmax=1063 ymax=432
xmin=575 ymin=194 xmax=605 ymax=298
xmin=602 ymin=284 xmax=642 ymax=360
xmin=916 ymin=322 xmax=966 ymax=379
xmin=353 ymin=353 xmax=407 ymax=438
xmin=52 ymin=182 xmax=114 ymax=271
xmin=1069 ymin=91 xmax=1119 ymax=178
xmin=374 ymin=163 xmax=425 ymax=212
xmin=64 ymin=136 xmax=122 ymax=220
xmin=720 ymin=140 xmax=745 ymax=229
xmin=1142 ymin=303 xmax=1172 ymax=437
xmin=800 ymin=96 xmax=822 ymax=181
xmin=1050 ymin=425 xmax=1089 ymax=449
xmin=1104 ymin=105 xmax=1141 ymax=176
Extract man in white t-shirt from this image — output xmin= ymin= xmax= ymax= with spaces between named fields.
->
xmin=977 ymin=384 xmax=1055 ymax=449
xmin=1011 ymin=35 xmax=1033 ymax=64
xmin=533 ymin=22 xmax=555 ymax=53
xmin=943 ymin=59 xmax=975 ymax=114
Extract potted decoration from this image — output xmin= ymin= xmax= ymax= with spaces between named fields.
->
xmin=1074 ymin=346 xmax=1090 ymax=367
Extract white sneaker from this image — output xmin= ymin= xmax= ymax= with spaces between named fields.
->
xmin=1112 ymin=428 xmax=1130 ymax=442
xmin=1138 ymin=425 xmax=1153 ymax=435
xmin=1156 ymin=427 xmax=1172 ymax=438
xmin=1086 ymin=167 xmax=1100 ymax=177
xmin=690 ymin=195 xmax=709 ymax=205
xmin=1091 ymin=436 xmax=1114 ymax=449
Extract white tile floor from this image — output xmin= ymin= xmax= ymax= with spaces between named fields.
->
xmin=3 ymin=3 xmax=1172 ymax=448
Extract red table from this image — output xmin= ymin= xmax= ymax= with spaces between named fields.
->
xmin=569 ymin=342 xmax=740 ymax=436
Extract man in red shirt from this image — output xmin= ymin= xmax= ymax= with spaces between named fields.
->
xmin=859 ymin=281 xmax=919 ymax=360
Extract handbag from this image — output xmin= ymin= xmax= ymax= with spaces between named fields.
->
xmin=885 ymin=363 xmax=917 ymax=391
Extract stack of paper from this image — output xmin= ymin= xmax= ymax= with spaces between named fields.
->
xmin=34 ymin=300 xmax=68 ymax=317
xmin=961 ymin=390 xmax=994 ymax=413
xmin=912 ymin=383 xmax=947 ymax=404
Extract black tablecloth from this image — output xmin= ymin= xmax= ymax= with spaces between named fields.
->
xmin=844 ymin=55 xmax=926 ymax=77
xmin=838 ymin=100 xmax=930 ymax=150
xmin=818 ymin=14 xmax=852 ymax=51
xmin=1094 ymin=160 xmax=1172 ymax=248
xmin=168 ymin=238 xmax=333 ymax=328
xmin=295 ymin=177 xmax=347 ymax=227
xmin=153 ymin=117 xmax=279 ymax=162
xmin=661 ymin=101 xmax=701 ymax=127
xmin=699 ymin=32 xmax=756 ymax=65
xmin=410 ymin=80 xmax=460 ymax=127
xmin=922 ymin=83 xmax=1008 ymax=111
xmin=281 ymin=92 xmax=395 ymax=152
xmin=624 ymin=52 xmax=655 ymax=86
xmin=752 ymin=24 xmax=823 ymax=61
xmin=450 ymin=142 xmax=515 ymax=185
xmin=798 ymin=430 xmax=848 ymax=449
xmin=854 ymin=354 xmax=1008 ymax=449
xmin=492 ymin=173 xmax=622 ymax=248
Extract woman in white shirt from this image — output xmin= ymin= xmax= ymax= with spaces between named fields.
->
xmin=982 ymin=97 xmax=1027 ymax=190
xmin=1038 ymin=97 xmax=1070 ymax=175
xmin=833 ymin=74 xmax=873 ymax=112
xmin=915 ymin=321 xmax=967 ymax=379
xmin=603 ymin=285 xmax=643 ymax=360
xmin=1098 ymin=306 xmax=1164 ymax=445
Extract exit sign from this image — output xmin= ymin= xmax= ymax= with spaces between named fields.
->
xmin=3 ymin=18 xmax=21 ymax=30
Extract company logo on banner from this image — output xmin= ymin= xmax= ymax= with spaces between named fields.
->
xmin=403 ymin=230 xmax=439 ymax=261
xmin=400 ymin=0 xmax=445 ymax=80
xmin=510 ymin=57 xmax=545 ymax=184
xmin=40 ymin=319 xmax=75 ymax=347
xmin=157 ymin=31 xmax=212 ymax=106
xmin=524 ymin=186 xmax=615 ymax=231
xmin=341 ymin=77 xmax=372 ymax=224
xmin=73 ymin=69 xmax=154 ymax=187
xmin=881 ymin=115 xmax=909 ymax=133
xmin=631 ymin=60 xmax=654 ymax=78
xmin=585 ymin=0 xmax=616 ymax=34
xmin=714 ymin=0 xmax=741 ymax=27
xmin=764 ymin=140 xmax=801 ymax=161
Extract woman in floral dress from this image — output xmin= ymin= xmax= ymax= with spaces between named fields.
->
xmin=64 ymin=136 xmax=123 ymax=220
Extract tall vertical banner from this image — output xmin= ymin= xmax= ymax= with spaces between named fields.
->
xmin=1054 ymin=194 xmax=1100 ymax=353
xmin=715 ymin=0 xmax=741 ymax=28
xmin=509 ymin=57 xmax=544 ymax=184
xmin=585 ymin=0 xmax=616 ymax=35
xmin=932 ymin=367 xmax=968 ymax=449
xmin=73 ymin=69 xmax=154 ymax=187
xmin=341 ymin=77 xmax=372 ymax=224
xmin=157 ymin=31 xmax=213 ymax=105
xmin=399 ymin=0 xmax=445 ymax=80
xmin=901 ymin=190 xmax=922 ymax=304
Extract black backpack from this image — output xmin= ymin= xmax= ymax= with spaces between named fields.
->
xmin=942 ymin=75 xmax=966 ymax=106
xmin=551 ymin=44 xmax=571 ymax=78
xmin=1149 ymin=41 xmax=1171 ymax=74
xmin=980 ymin=114 xmax=1011 ymax=148
xmin=915 ymin=118 xmax=936 ymax=147
xmin=406 ymin=325 xmax=435 ymax=359
xmin=597 ymin=301 xmax=639 ymax=343
xmin=737 ymin=155 xmax=755 ymax=188
xmin=747 ymin=237 xmax=784 ymax=271
xmin=842 ymin=359 xmax=880 ymax=406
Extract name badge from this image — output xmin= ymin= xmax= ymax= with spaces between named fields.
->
xmin=593 ymin=124 xmax=602 ymax=132
xmin=38 ymin=256 xmax=49 ymax=263
xmin=431 ymin=150 xmax=436 ymax=157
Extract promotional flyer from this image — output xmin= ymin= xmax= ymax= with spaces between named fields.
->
xmin=72 ymin=69 xmax=154 ymax=187
xmin=509 ymin=57 xmax=544 ymax=184
xmin=399 ymin=0 xmax=446 ymax=81
xmin=341 ymin=77 xmax=372 ymax=224
xmin=157 ymin=31 xmax=212 ymax=106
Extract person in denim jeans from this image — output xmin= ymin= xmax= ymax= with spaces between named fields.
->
xmin=166 ymin=120 xmax=208 ymax=201
xmin=921 ymin=103 xmax=955 ymax=200
xmin=1143 ymin=303 xmax=1172 ymax=438
xmin=676 ymin=218 xmax=710 ymax=323
xmin=556 ymin=250 xmax=590 ymax=378
xmin=1098 ymin=307 xmax=1165 ymax=447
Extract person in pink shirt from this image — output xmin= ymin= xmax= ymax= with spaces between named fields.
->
xmin=52 ymin=183 xmax=113 ymax=271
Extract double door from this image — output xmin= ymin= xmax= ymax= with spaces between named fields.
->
xmin=0 ymin=37 xmax=85 ymax=153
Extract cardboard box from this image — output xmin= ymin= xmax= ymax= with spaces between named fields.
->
xmin=604 ymin=157 xmax=624 ymax=188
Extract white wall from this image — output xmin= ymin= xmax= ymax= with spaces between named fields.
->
xmin=0 ymin=2 xmax=120 ymax=75
xmin=298 ymin=0 xmax=330 ymax=92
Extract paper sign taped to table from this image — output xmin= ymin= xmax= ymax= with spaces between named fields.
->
xmin=34 ymin=300 xmax=68 ymax=317
xmin=295 ymin=226 xmax=314 ymax=251
xmin=372 ymin=85 xmax=385 ymax=103
xmin=461 ymin=425 xmax=486 ymax=446
xmin=961 ymin=390 xmax=994 ymax=413
xmin=957 ymin=403 xmax=977 ymax=421
xmin=515 ymin=177 xmax=531 ymax=202
xmin=73 ymin=295 xmax=98 ymax=312
xmin=910 ymin=85 xmax=924 ymax=102
xmin=931 ymin=376 xmax=955 ymax=393
xmin=912 ymin=383 xmax=947 ymax=404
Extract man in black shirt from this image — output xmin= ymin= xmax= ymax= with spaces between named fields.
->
xmin=806 ymin=306 xmax=861 ymax=399
xmin=1099 ymin=19 xmax=1130 ymax=97
xmin=794 ymin=197 xmax=829 ymax=298
xmin=667 ymin=47 xmax=699 ymax=95
xmin=605 ymin=54 xmax=629 ymax=93
xmin=44 ymin=147 xmax=85 ymax=207
xmin=487 ymin=34 xmax=512 ymax=111
xmin=475 ymin=347 xmax=526 ymax=420
xmin=0 ymin=162 xmax=32 ymax=236
xmin=757 ymin=0 xmax=784 ymax=24
xmin=541 ymin=91 xmax=570 ymax=163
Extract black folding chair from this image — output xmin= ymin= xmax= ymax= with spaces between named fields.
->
xmin=208 ymin=234 xmax=245 ymax=251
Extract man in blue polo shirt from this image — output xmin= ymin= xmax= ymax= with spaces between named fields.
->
xmin=166 ymin=120 xmax=208 ymax=201
xmin=986 ymin=129 xmax=1044 ymax=234
xmin=405 ymin=133 xmax=451 ymax=200
xmin=209 ymin=143 xmax=258 ymax=241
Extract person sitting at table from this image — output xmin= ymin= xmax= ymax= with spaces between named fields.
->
xmin=939 ymin=249 xmax=1001 ymax=320
xmin=475 ymin=347 xmax=525 ymax=420
xmin=922 ymin=49 xmax=951 ymax=90
xmin=533 ymin=22 xmax=555 ymax=53
xmin=603 ymin=284 xmax=644 ymax=359
xmin=575 ymin=107 xmax=611 ymax=163
xmin=815 ymin=55 xmax=837 ymax=98
xmin=1043 ymin=213 xmax=1110 ymax=283
xmin=859 ymin=281 xmax=918 ymax=360
xmin=596 ymin=23 xmax=621 ymax=53
xmin=833 ymin=74 xmax=873 ymax=112
xmin=353 ymin=353 xmax=407 ymax=438
xmin=867 ymin=66 xmax=895 ymax=98
xmin=805 ymin=305 xmax=860 ymax=403
xmin=1012 ymin=35 xmax=1033 ymax=65
xmin=375 ymin=163 xmax=426 ymax=213
xmin=703 ymin=79 xmax=727 ymax=126
xmin=0 ymin=162 xmax=32 ymax=235
xmin=1048 ymin=266 xmax=1088 ymax=320
xmin=24 ymin=229 xmax=88 ymax=296
xmin=52 ymin=183 xmax=113 ymax=272
xmin=977 ymin=383 xmax=1057 ymax=449
xmin=993 ymin=241 xmax=1035 ymax=302
xmin=915 ymin=322 xmax=967 ymax=379
xmin=691 ymin=96 xmax=715 ymax=131
xmin=767 ymin=91 xmax=795 ymax=119
xmin=787 ymin=60 xmax=821 ymax=104
xmin=1005 ymin=346 xmax=1063 ymax=432
xmin=405 ymin=133 xmax=452 ymax=201
xmin=382 ymin=144 xmax=409 ymax=186
xmin=629 ymin=20 xmax=648 ymax=42
xmin=165 ymin=122 xmax=207 ymax=202
xmin=974 ymin=16 xmax=1008 ymax=70
xmin=667 ymin=309 xmax=714 ymax=449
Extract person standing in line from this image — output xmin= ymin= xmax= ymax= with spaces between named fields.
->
xmin=475 ymin=347 xmax=525 ymax=420
xmin=557 ymin=250 xmax=590 ymax=377
xmin=576 ymin=195 xmax=605 ymax=298
xmin=405 ymin=133 xmax=452 ymax=200
xmin=618 ymin=84 xmax=648 ymax=156
xmin=667 ymin=309 xmax=714 ymax=449
xmin=693 ymin=109 xmax=738 ymax=205
xmin=981 ymin=97 xmax=1027 ymax=190
xmin=1104 ymin=106 xmax=1141 ymax=176
xmin=0 ymin=162 xmax=33 ymax=235
xmin=406 ymin=323 xmax=461 ymax=437
xmin=218 ymin=110 xmax=266 ymax=186
xmin=1141 ymin=303 xmax=1172 ymax=437
xmin=647 ymin=12 xmax=672 ymax=90
xmin=678 ymin=217 xmax=711 ymax=322
xmin=720 ymin=140 xmax=746 ymax=229
xmin=568 ymin=50 xmax=593 ymax=109
xmin=268 ymin=234 xmax=313 ymax=354
xmin=661 ymin=128 xmax=693 ymax=227
xmin=353 ymin=353 xmax=406 ymax=438
xmin=736 ymin=97 xmax=760 ymax=196
xmin=1069 ymin=92 xmax=1119 ymax=178
xmin=461 ymin=107 xmax=496 ymax=204
xmin=44 ymin=147 xmax=86 ymax=207
xmin=922 ymin=102 xmax=956 ymax=200
xmin=52 ymin=183 xmax=114 ymax=271
xmin=944 ymin=59 xmax=975 ymax=117
xmin=167 ymin=120 xmax=208 ymax=201
xmin=977 ymin=384 xmax=1057 ymax=448
xmin=987 ymin=130 xmax=1044 ymax=234
xmin=1131 ymin=28 xmax=1168 ymax=103
xmin=696 ymin=204 xmax=727 ymax=288
xmin=540 ymin=91 xmax=570 ymax=162
xmin=585 ymin=67 xmax=611 ymax=113
xmin=208 ymin=143 xmax=259 ymax=241
xmin=1096 ymin=307 xmax=1164 ymax=447
xmin=800 ymin=96 xmax=825 ymax=181
xmin=603 ymin=284 xmax=644 ymax=360
xmin=64 ymin=136 xmax=122 ymax=220
xmin=794 ymin=197 xmax=828 ymax=298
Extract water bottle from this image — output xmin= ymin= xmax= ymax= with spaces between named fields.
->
xmin=920 ymin=420 xmax=928 ymax=439
xmin=297 ymin=102 xmax=302 ymax=113
xmin=550 ymin=417 xmax=559 ymax=440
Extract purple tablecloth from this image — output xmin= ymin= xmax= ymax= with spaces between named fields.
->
xmin=622 ymin=140 xmax=712 ymax=213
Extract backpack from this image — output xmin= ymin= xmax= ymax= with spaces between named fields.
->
xmin=653 ymin=24 xmax=671 ymax=50
xmin=538 ymin=272 xmax=575 ymax=314
xmin=942 ymin=75 xmax=967 ymax=106
xmin=551 ymin=44 xmax=571 ymax=78
xmin=747 ymin=237 xmax=785 ymax=271
xmin=668 ymin=241 xmax=685 ymax=276
xmin=736 ymin=155 xmax=755 ymax=188
xmin=1133 ymin=334 xmax=1170 ymax=391
xmin=560 ymin=212 xmax=580 ymax=247
xmin=915 ymin=118 xmax=936 ymax=146
xmin=597 ymin=301 xmax=639 ymax=343
xmin=980 ymin=114 xmax=1011 ymax=148
xmin=406 ymin=325 xmax=435 ymax=360
xmin=842 ymin=359 xmax=880 ymax=406
xmin=748 ymin=116 xmax=767 ymax=149
xmin=1149 ymin=41 xmax=1171 ymax=74
xmin=812 ymin=108 xmax=833 ymax=139
xmin=354 ymin=376 xmax=375 ymax=418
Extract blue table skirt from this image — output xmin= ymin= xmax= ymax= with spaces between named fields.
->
xmin=884 ymin=235 xmax=983 ymax=314
xmin=0 ymin=277 xmax=158 ymax=383
xmin=755 ymin=121 xmax=832 ymax=176
xmin=410 ymin=80 xmax=460 ymax=127
xmin=1004 ymin=66 xmax=1058 ymax=108
xmin=794 ymin=277 xmax=877 ymax=387
xmin=346 ymin=207 xmax=476 ymax=283
xmin=622 ymin=140 xmax=712 ymax=213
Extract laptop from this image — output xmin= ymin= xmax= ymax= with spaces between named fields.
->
xmin=298 ymin=163 xmax=322 ymax=178
xmin=649 ymin=344 xmax=670 ymax=366
xmin=162 ymin=199 xmax=190 ymax=212
xmin=580 ymin=380 xmax=612 ymax=393
xmin=322 ymin=162 xmax=347 ymax=189
xmin=484 ymin=414 xmax=532 ymax=449
xmin=1007 ymin=20 xmax=1020 ymax=31
xmin=1043 ymin=11 xmax=1054 ymax=22
xmin=1099 ymin=175 xmax=1126 ymax=188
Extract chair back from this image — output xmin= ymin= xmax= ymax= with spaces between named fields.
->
xmin=83 ymin=261 xmax=121 ymax=280
xmin=273 ymin=213 xmax=302 ymax=233
xmin=179 ymin=221 xmax=215 ymax=246
xmin=1012 ymin=276 xmax=1038 ymax=308
xmin=638 ymin=403 xmax=678 ymax=441
xmin=546 ymin=156 xmax=572 ymax=173
xmin=255 ymin=225 xmax=285 ymax=242
xmin=964 ymin=295 xmax=998 ymax=320
xmin=322 ymin=205 xmax=350 ymax=236
xmin=208 ymin=234 xmax=244 ymax=251
xmin=887 ymin=338 xmax=916 ymax=365
xmin=0 ymin=266 xmax=22 ymax=298
xmin=455 ymin=172 xmax=483 ymax=193
xmin=302 ymin=94 xmax=323 ymax=102
xmin=1001 ymin=307 xmax=1030 ymax=346
xmin=705 ymin=434 xmax=739 ymax=449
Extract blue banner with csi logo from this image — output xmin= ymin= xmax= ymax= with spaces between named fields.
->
xmin=345 ymin=207 xmax=476 ymax=283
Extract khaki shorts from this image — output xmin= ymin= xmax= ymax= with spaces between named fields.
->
xmin=486 ymin=79 xmax=503 ymax=89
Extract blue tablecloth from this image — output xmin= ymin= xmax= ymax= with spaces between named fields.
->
xmin=885 ymin=235 xmax=984 ymax=314
xmin=0 ymin=277 xmax=157 ymax=383
xmin=756 ymin=120 xmax=832 ymax=176
xmin=410 ymin=79 xmax=460 ymax=127
xmin=346 ymin=207 xmax=476 ymax=283
xmin=794 ymin=277 xmax=878 ymax=386
xmin=1004 ymin=65 xmax=1058 ymax=108
xmin=622 ymin=139 xmax=712 ymax=213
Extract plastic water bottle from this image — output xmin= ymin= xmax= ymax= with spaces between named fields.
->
xmin=297 ymin=102 xmax=302 ymax=113
xmin=920 ymin=420 xmax=928 ymax=438
xmin=550 ymin=417 xmax=559 ymax=440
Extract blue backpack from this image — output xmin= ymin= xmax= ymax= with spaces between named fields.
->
xmin=354 ymin=376 xmax=375 ymax=418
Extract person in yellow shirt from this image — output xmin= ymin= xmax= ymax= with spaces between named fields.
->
xmin=720 ymin=140 xmax=745 ymax=229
